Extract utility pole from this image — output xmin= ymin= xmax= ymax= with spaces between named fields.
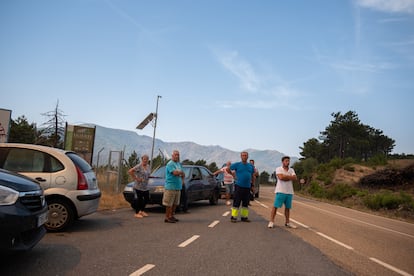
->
xmin=150 ymin=95 xmax=162 ymax=170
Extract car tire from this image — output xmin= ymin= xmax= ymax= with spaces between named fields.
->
xmin=45 ymin=198 xmax=75 ymax=232
xmin=209 ymin=190 xmax=219 ymax=205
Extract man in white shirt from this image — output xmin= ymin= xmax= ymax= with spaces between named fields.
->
xmin=268 ymin=156 xmax=297 ymax=229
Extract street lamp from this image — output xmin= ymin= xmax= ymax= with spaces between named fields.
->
xmin=136 ymin=95 xmax=162 ymax=171
xmin=150 ymin=95 xmax=162 ymax=170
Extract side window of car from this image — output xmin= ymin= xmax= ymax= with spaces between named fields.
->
xmin=192 ymin=168 xmax=201 ymax=180
xmin=200 ymin=167 xmax=210 ymax=179
xmin=3 ymin=148 xmax=45 ymax=172
xmin=50 ymin=155 xmax=64 ymax=172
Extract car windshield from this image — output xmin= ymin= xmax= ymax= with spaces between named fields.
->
xmin=150 ymin=166 xmax=166 ymax=178
xmin=150 ymin=166 xmax=191 ymax=179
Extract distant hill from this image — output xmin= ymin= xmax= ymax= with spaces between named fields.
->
xmin=91 ymin=125 xmax=298 ymax=174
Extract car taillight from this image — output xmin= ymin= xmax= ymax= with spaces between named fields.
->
xmin=76 ymin=166 xmax=88 ymax=190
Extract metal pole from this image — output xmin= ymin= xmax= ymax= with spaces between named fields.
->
xmin=150 ymin=95 xmax=161 ymax=170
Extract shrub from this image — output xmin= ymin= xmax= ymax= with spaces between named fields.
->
xmin=327 ymin=184 xmax=357 ymax=201
xmin=363 ymin=191 xmax=414 ymax=211
xmin=344 ymin=165 xmax=355 ymax=172
xmin=308 ymin=181 xmax=326 ymax=198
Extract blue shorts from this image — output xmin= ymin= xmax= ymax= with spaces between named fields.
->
xmin=273 ymin=193 xmax=293 ymax=209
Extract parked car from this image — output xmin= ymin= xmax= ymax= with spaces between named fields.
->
xmin=0 ymin=169 xmax=48 ymax=251
xmin=123 ymin=165 xmax=220 ymax=210
xmin=0 ymin=143 xmax=101 ymax=231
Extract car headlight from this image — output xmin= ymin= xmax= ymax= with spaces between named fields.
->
xmin=0 ymin=185 xmax=19 ymax=205
xmin=124 ymin=186 xmax=133 ymax=192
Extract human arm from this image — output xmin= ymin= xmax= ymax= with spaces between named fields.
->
xmin=277 ymin=173 xmax=297 ymax=181
xmin=128 ymin=166 xmax=142 ymax=182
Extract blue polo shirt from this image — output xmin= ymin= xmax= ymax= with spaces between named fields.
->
xmin=165 ymin=160 xmax=183 ymax=190
xmin=230 ymin=162 xmax=254 ymax=188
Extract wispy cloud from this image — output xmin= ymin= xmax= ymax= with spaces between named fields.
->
xmin=330 ymin=60 xmax=396 ymax=72
xmin=217 ymin=50 xmax=260 ymax=93
xmin=212 ymin=49 xmax=301 ymax=109
xmin=355 ymin=0 xmax=414 ymax=14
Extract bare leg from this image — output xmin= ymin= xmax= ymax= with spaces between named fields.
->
xmin=270 ymin=207 xmax=277 ymax=222
xmin=285 ymin=208 xmax=290 ymax=224
xmin=172 ymin=205 xmax=177 ymax=217
xmin=166 ymin=206 xmax=172 ymax=219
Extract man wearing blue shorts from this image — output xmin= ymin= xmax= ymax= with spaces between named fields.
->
xmin=268 ymin=156 xmax=297 ymax=229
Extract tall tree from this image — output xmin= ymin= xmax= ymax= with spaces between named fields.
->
xmin=39 ymin=100 xmax=66 ymax=148
xmin=300 ymin=111 xmax=395 ymax=162
xmin=8 ymin=116 xmax=37 ymax=143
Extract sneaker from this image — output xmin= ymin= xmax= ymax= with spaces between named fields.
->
xmin=285 ymin=223 xmax=297 ymax=229
xmin=171 ymin=216 xmax=179 ymax=222
xmin=230 ymin=216 xmax=237 ymax=223
xmin=134 ymin=213 xmax=143 ymax=218
xmin=241 ymin=217 xmax=251 ymax=222
xmin=164 ymin=218 xmax=176 ymax=223
xmin=268 ymin=221 xmax=274 ymax=228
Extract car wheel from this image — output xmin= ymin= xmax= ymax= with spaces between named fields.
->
xmin=45 ymin=198 xmax=75 ymax=232
xmin=209 ymin=191 xmax=219 ymax=205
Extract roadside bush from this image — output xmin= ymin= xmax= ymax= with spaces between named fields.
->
xmin=326 ymin=184 xmax=357 ymax=201
xmin=367 ymin=154 xmax=388 ymax=166
xmin=363 ymin=191 xmax=414 ymax=211
xmin=308 ymin=181 xmax=326 ymax=198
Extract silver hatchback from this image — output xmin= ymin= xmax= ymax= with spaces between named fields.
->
xmin=0 ymin=143 xmax=101 ymax=231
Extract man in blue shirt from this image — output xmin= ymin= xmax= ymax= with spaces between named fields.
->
xmin=228 ymin=151 xmax=256 ymax=222
xmin=163 ymin=150 xmax=185 ymax=223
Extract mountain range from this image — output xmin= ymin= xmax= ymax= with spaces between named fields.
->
xmin=91 ymin=124 xmax=298 ymax=174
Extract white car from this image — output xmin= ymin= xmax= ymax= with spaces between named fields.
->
xmin=0 ymin=143 xmax=101 ymax=231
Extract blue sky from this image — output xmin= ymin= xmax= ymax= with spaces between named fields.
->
xmin=1 ymin=0 xmax=413 ymax=158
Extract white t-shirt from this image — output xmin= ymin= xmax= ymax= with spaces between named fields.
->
xmin=274 ymin=166 xmax=296 ymax=195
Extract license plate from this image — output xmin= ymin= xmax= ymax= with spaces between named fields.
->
xmin=37 ymin=212 xmax=48 ymax=227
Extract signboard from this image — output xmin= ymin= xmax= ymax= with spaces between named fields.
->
xmin=0 ymin=109 xmax=12 ymax=143
xmin=64 ymin=124 xmax=96 ymax=165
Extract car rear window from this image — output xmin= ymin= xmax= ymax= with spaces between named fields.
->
xmin=66 ymin=152 xmax=93 ymax=173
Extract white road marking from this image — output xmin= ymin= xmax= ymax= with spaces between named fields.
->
xmin=295 ymin=200 xmax=414 ymax=239
xmin=254 ymin=200 xmax=269 ymax=208
xmin=258 ymin=191 xmax=412 ymax=275
xmin=316 ymin=232 xmax=354 ymax=250
xmin=208 ymin=220 xmax=220 ymax=228
xmin=130 ymin=264 xmax=155 ymax=276
xmin=290 ymin=218 xmax=309 ymax=229
xmin=222 ymin=211 xmax=230 ymax=216
xmin=370 ymin=257 xmax=412 ymax=276
xmin=178 ymin=235 xmax=200 ymax=248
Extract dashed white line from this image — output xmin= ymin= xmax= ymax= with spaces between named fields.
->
xmin=370 ymin=257 xmax=412 ymax=276
xmin=316 ymin=232 xmax=354 ymax=250
xmin=208 ymin=220 xmax=220 ymax=228
xmin=295 ymin=200 xmax=414 ymax=239
xmin=130 ymin=264 xmax=155 ymax=276
xmin=222 ymin=211 xmax=230 ymax=216
xmin=178 ymin=235 xmax=200 ymax=248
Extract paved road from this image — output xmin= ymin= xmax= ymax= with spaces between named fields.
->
xmin=253 ymin=186 xmax=414 ymax=276
xmin=2 ymin=199 xmax=351 ymax=276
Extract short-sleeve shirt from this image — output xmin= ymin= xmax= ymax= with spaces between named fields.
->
xmin=274 ymin=166 xmax=296 ymax=195
xmin=132 ymin=164 xmax=151 ymax=191
xmin=220 ymin=167 xmax=234 ymax=184
xmin=165 ymin=160 xmax=183 ymax=190
xmin=230 ymin=162 xmax=254 ymax=188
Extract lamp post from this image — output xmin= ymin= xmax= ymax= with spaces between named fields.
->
xmin=150 ymin=95 xmax=161 ymax=170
